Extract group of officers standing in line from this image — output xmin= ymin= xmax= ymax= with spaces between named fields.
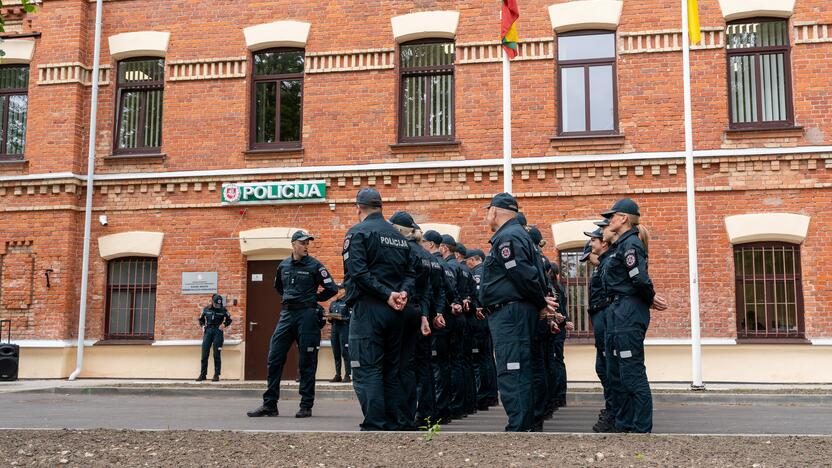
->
xmin=242 ymin=187 xmax=666 ymax=433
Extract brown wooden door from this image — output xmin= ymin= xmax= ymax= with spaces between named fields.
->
xmin=244 ymin=260 xmax=299 ymax=380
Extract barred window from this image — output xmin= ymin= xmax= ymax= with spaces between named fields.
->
xmin=726 ymin=19 xmax=793 ymax=129
xmin=251 ymin=48 xmax=304 ymax=149
xmin=399 ymin=40 xmax=455 ymax=142
xmin=560 ymin=248 xmax=593 ymax=338
xmin=115 ymin=58 xmax=164 ymax=153
xmin=0 ymin=65 xmax=29 ymax=159
xmin=557 ymin=31 xmax=618 ymax=136
xmin=734 ymin=242 xmax=804 ymax=339
xmin=106 ymin=257 xmax=157 ymax=339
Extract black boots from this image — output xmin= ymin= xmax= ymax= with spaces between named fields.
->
xmin=247 ymin=405 xmax=279 ymax=417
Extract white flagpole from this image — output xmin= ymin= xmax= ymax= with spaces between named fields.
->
xmin=681 ymin=0 xmax=704 ymax=389
xmin=502 ymin=51 xmax=512 ymax=193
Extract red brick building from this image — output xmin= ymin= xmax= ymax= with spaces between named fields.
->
xmin=1 ymin=0 xmax=830 ymax=382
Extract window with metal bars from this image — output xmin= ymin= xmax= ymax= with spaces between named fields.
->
xmin=559 ymin=248 xmax=593 ymax=338
xmin=398 ymin=40 xmax=455 ymax=143
xmin=251 ymin=48 xmax=304 ymax=149
xmin=114 ymin=58 xmax=164 ymax=154
xmin=734 ymin=242 xmax=804 ymax=339
xmin=105 ymin=257 xmax=157 ymax=339
xmin=557 ymin=31 xmax=618 ymax=136
xmin=0 ymin=65 xmax=29 ymax=160
xmin=726 ymin=19 xmax=794 ymax=129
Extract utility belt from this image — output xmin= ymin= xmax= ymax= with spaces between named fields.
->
xmin=589 ymin=295 xmax=619 ymax=314
xmin=204 ymin=324 xmax=224 ymax=329
xmin=484 ymin=300 xmax=523 ymax=315
xmin=283 ymin=302 xmax=318 ymax=311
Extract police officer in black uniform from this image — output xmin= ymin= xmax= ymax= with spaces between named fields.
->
xmin=389 ymin=211 xmax=433 ymax=431
xmin=328 ymin=284 xmax=351 ymax=383
xmin=422 ymin=229 xmax=456 ymax=424
xmin=197 ymin=294 xmax=232 ymax=382
xmin=600 ymin=198 xmax=664 ymax=433
xmin=455 ymin=242 xmax=479 ymax=416
xmin=480 ymin=193 xmax=557 ymax=432
xmin=465 ymin=248 xmax=499 ymax=410
xmin=247 ymin=230 xmax=338 ymax=418
xmin=440 ymin=234 xmax=470 ymax=419
xmin=583 ymin=222 xmax=616 ymax=432
xmin=342 ymin=188 xmax=415 ymax=431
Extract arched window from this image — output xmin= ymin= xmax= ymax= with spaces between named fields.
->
xmin=398 ymin=39 xmax=455 ymax=143
xmin=557 ymin=31 xmax=617 ymax=136
xmin=114 ymin=57 xmax=165 ymax=153
xmin=250 ymin=48 xmax=304 ymax=149
xmin=734 ymin=242 xmax=804 ymax=339
xmin=105 ymin=257 xmax=158 ymax=339
xmin=726 ymin=18 xmax=793 ymax=129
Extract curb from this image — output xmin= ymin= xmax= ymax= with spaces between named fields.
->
xmin=17 ymin=386 xmax=832 ymax=406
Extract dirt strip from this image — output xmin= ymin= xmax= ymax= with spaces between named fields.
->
xmin=1 ymin=429 xmax=829 ymax=467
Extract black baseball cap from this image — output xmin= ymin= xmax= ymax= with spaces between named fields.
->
xmin=291 ymin=230 xmax=314 ymax=242
xmin=389 ymin=211 xmax=419 ymax=230
xmin=583 ymin=227 xmax=603 ymax=239
xmin=423 ymin=230 xmax=442 ymax=244
xmin=594 ymin=218 xmax=610 ymax=227
xmin=356 ymin=188 xmax=382 ymax=207
xmin=465 ymin=248 xmax=485 ymax=260
xmin=602 ymin=198 xmax=640 ymax=218
xmin=528 ymin=226 xmax=543 ymax=245
xmin=579 ymin=240 xmax=592 ymax=263
xmin=456 ymin=243 xmax=468 ymax=257
xmin=440 ymin=234 xmax=457 ymax=248
xmin=485 ymin=192 xmax=519 ymax=212
xmin=211 ymin=294 xmax=224 ymax=307
xmin=516 ymin=212 xmax=528 ymax=226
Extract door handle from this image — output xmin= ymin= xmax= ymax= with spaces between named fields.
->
xmin=249 ymin=321 xmax=258 ymax=332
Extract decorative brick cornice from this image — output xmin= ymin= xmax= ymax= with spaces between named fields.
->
xmin=793 ymin=22 xmax=832 ymax=44
xmin=168 ymin=57 xmax=247 ymax=81
xmin=457 ymin=37 xmax=554 ymax=64
xmin=37 ymin=63 xmax=111 ymax=86
xmin=619 ymin=27 xmax=724 ymax=54
xmin=305 ymin=48 xmax=395 ymax=74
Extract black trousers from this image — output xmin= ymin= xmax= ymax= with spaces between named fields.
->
xmin=200 ymin=327 xmax=224 ymax=377
xmin=262 ymin=308 xmax=321 ymax=410
xmin=331 ymin=320 xmax=351 ymax=377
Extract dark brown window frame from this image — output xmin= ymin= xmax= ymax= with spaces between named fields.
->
xmin=560 ymin=248 xmax=594 ymax=339
xmin=725 ymin=17 xmax=795 ymax=130
xmin=734 ymin=241 xmax=805 ymax=340
xmin=397 ymin=38 xmax=456 ymax=144
xmin=113 ymin=57 xmax=165 ymax=155
xmin=556 ymin=30 xmax=620 ymax=137
xmin=0 ymin=64 xmax=29 ymax=161
xmin=104 ymin=257 xmax=158 ymax=340
xmin=249 ymin=47 xmax=304 ymax=151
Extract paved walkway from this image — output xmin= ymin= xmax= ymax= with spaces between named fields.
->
xmin=3 ymin=391 xmax=832 ymax=434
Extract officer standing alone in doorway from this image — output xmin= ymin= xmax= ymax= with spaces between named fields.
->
xmin=343 ymin=188 xmax=415 ymax=431
xmin=197 ymin=294 xmax=232 ymax=382
xmin=247 ymin=230 xmax=338 ymax=418
xmin=480 ymin=193 xmax=557 ymax=432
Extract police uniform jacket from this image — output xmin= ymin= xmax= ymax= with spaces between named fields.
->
xmin=428 ymin=255 xmax=447 ymax=319
xmin=604 ymin=228 xmax=655 ymax=306
xmin=434 ymin=252 xmax=460 ymax=312
xmin=588 ymin=250 xmax=612 ymax=315
xmin=199 ymin=306 xmax=231 ymax=328
xmin=480 ymin=218 xmax=549 ymax=311
xmin=408 ymin=239 xmax=435 ymax=318
xmin=275 ymin=255 xmax=338 ymax=309
xmin=470 ymin=262 xmax=484 ymax=309
xmin=342 ymin=212 xmax=416 ymax=306
xmin=328 ymin=298 xmax=351 ymax=321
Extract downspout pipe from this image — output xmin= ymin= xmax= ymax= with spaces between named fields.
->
xmin=69 ymin=0 xmax=104 ymax=381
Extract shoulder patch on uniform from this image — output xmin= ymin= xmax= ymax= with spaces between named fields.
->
xmin=625 ymin=252 xmax=636 ymax=268
xmin=501 ymin=246 xmax=511 ymax=259
xmin=343 ymin=237 xmax=351 ymax=251
xmin=320 ymin=267 xmax=329 ymax=278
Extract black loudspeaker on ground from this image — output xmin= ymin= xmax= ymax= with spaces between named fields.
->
xmin=0 ymin=343 xmax=19 ymax=381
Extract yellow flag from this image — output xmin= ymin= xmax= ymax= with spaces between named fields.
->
xmin=688 ymin=0 xmax=702 ymax=45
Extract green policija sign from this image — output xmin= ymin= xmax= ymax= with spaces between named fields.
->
xmin=221 ymin=180 xmax=326 ymax=205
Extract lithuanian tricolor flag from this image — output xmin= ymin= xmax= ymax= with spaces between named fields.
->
xmin=501 ymin=0 xmax=520 ymax=59
xmin=688 ymin=0 xmax=701 ymax=44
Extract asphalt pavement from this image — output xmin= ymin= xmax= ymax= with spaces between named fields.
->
xmin=3 ymin=391 xmax=832 ymax=435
